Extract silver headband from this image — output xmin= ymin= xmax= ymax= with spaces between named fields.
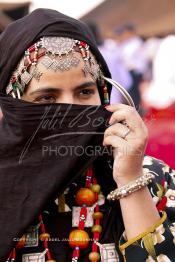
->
xmin=6 ymin=37 xmax=102 ymax=99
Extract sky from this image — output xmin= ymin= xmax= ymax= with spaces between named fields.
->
xmin=1 ymin=0 xmax=104 ymax=18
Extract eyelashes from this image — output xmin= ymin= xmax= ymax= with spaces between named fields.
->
xmin=32 ymin=88 xmax=96 ymax=103
xmin=33 ymin=95 xmax=56 ymax=103
xmin=79 ymin=89 xmax=95 ymax=96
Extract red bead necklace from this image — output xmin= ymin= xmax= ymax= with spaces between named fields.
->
xmin=69 ymin=168 xmax=103 ymax=262
xmin=6 ymin=168 xmax=103 ymax=262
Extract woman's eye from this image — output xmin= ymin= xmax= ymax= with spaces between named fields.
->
xmin=79 ymin=89 xmax=95 ymax=96
xmin=34 ymin=95 xmax=56 ymax=103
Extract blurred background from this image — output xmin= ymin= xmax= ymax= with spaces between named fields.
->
xmin=1 ymin=0 xmax=175 ymax=168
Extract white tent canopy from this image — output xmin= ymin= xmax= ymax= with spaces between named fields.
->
xmin=29 ymin=0 xmax=104 ymax=18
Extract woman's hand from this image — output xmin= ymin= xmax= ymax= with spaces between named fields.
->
xmin=103 ymin=104 xmax=160 ymax=240
xmin=103 ymin=104 xmax=148 ymax=186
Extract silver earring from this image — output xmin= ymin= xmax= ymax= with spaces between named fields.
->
xmin=102 ymin=76 xmax=135 ymax=108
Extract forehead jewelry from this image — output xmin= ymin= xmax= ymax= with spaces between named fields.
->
xmin=77 ymin=41 xmax=100 ymax=82
xmin=6 ymin=37 xmax=102 ymax=99
xmin=41 ymin=37 xmax=77 ymax=55
xmin=40 ymin=37 xmax=80 ymax=72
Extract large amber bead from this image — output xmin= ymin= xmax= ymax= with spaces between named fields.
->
xmin=75 ymin=188 xmax=96 ymax=206
xmin=92 ymin=212 xmax=103 ymax=220
xmin=91 ymin=225 xmax=102 ymax=233
xmin=39 ymin=233 xmax=50 ymax=241
xmin=69 ymin=229 xmax=89 ymax=249
xmin=89 ymin=251 xmax=100 ymax=261
xmin=90 ymin=184 xmax=101 ymax=193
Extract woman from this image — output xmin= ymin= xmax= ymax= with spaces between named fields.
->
xmin=0 ymin=9 xmax=174 ymax=262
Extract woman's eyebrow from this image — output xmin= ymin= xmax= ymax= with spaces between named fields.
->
xmin=28 ymin=81 xmax=97 ymax=96
xmin=28 ymin=87 xmax=60 ymax=96
xmin=74 ymin=81 xmax=97 ymax=90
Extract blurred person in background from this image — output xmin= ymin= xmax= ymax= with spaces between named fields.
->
xmin=86 ymin=22 xmax=132 ymax=104
xmin=114 ymin=23 xmax=148 ymax=110
xmin=139 ymin=37 xmax=161 ymax=111
xmin=141 ymin=37 xmax=162 ymax=83
xmin=144 ymin=35 xmax=175 ymax=108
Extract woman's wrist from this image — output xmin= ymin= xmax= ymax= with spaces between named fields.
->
xmin=108 ymin=171 xmax=154 ymax=201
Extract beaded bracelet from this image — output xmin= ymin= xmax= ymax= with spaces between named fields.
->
xmin=107 ymin=171 xmax=155 ymax=201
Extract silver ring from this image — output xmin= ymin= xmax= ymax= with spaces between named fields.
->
xmin=122 ymin=128 xmax=131 ymax=139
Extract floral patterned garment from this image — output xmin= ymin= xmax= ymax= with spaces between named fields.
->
xmin=119 ymin=156 xmax=175 ymax=262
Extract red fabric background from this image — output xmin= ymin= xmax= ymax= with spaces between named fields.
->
xmin=144 ymin=106 xmax=175 ymax=169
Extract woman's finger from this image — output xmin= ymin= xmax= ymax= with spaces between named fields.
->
xmin=103 ymin=133 xmax=126 ymax=147
xmin=104 ymin=123 xmax=132 ymax=140
xmin=105 ymin=103 xmax=133 ymax=112
xmin=108 ymin=108 xmax=144 ymax=133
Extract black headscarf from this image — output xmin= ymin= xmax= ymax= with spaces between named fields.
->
xmin=0 ymin=8 xmax=111 ymax=93
xmin=0 ymin=9 xmax=117 ymax=261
